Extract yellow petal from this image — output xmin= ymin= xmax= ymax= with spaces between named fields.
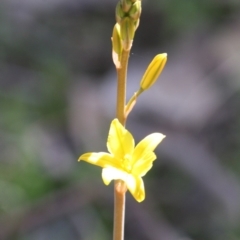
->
xmin=107 ymin=119 xmax=135 ymax=159
xmin=126 ymin=174 xmax=145 ymax=202
xmin=102 ymin=168 xmax=145 ymax=202
xmin=102 ymin=167 xmax=129 ymax=185
xmin=133 ymin=133 xmax=165 ymax=164
xmin=132 ymin=151 xmax=156 ymax=177
xmin=78 ymin=152 xmax=121 ymax=169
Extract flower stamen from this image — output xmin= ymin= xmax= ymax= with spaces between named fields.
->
xmin=122 ymin=154 xmax=132 ymax=173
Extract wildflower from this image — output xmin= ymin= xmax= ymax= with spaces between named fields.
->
xmin=78 ymin=118 xmax=165 ymax=202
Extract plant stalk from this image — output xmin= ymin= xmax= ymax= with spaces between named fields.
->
xmin=113 ymin=49 xmax=130 ymax=240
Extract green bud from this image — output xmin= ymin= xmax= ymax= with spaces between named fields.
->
xmin=140 ymin=53 xmax=167 ymax=90
xmin=120 ymin=17 xmax=135 ymax=51
xmin=120 ymin=0 xmax=132 ymax=13
xmin=112 ymin=23 xmax=122 ymax=65
xmin=134 ymin=19 xmax=140 ymax=30
xmin=112 ymin=23 xmax=122 ymax=53
xmin=129 ymin=1 xmax=141 ymax=21
xmin=116 ymin=2 xmax=125 ymax=24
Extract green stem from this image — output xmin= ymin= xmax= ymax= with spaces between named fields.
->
xmin=116 ymin=49 xmax=130 ymax=125
xmin=113 ymin=180 xmax=126 ymax=240
xmin=114 ymin=49 xmax=130 ymax=240
xmin=125 ymin=88 xmax=143 ymax=118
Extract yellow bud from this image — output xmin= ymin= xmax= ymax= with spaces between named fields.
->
xmin=140 ymin=53 xmax=167 ymax=90
xmin=120 ymin=17 xmax=135 ymax=51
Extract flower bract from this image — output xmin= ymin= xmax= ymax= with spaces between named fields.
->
xmin=78 ymin=118 xmax=165 ymax=202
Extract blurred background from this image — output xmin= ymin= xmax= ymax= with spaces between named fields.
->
xmin=1 ymin=0 xmax=240 ymax=239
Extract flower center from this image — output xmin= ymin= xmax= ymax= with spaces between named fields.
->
xmin=122 ymin=154 xmax=132 ymax=173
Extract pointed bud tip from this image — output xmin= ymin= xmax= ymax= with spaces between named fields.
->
xmin=159 ymin=53 xmax=167 ymax=58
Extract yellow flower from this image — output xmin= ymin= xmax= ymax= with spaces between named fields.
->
xmin=78 ymin=118 xmax=165 ymax=202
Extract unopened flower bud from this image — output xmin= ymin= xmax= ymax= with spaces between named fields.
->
xmin=120 ymin=0 xmax=132 ymax=13
xmin=112 ymin=23 xmax=122 ymax=55
xmin=140 ymin=53 xmax=167 ymax=90
xmin=112 ymin=23 xmax=122 ymax=67
xmin=116 ymin=2 xmax=125 ymax=24
xmin=129 ymin=1 xmax=141 ymax=21
xmin=120 ymin=17 xmax=135 ymax=51
xmin=134 ymin=19 xmax=140 ymax=30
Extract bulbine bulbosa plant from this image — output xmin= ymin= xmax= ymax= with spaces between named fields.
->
xmin=78 ymin=0 xmax=167 ymax=239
